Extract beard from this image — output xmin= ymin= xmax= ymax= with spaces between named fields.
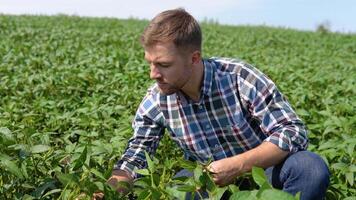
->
xmin=157 ymin=82 xmax=179 ymax=95
xmin=157 ymin=62 xmax=193 ymax=95
xmin=157 ymin=74 xmax=191 ymax=95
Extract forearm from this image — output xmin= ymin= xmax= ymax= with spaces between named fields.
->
xmin=107 ymin=169 xmax=134 ymax=193
xmin=235 ymin=141 xmax=289 ymax=173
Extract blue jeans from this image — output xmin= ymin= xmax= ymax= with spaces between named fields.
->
xmin=174 ymin=150 xmax=330 ymax=200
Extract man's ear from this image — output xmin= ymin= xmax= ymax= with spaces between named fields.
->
xmin=191 ymin=50 xmax=201 ymax=65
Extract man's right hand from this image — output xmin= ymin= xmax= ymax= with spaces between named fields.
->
xmin=92 ymin=169 xmax=134 ymax=200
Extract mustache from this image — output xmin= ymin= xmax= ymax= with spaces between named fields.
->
xmin=156 ymin=79 xmax=167 ymax=84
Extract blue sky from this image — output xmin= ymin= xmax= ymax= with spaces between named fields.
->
xmin=1 ymin=0 xmax=355 ymax=33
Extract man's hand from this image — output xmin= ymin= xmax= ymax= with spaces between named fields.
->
xmin=92 ymin=192 xmax=104 ymax=200
xmin=207 ymin=142 xmax=289 ymax=187
xmin=92 ymin=170 xmax=133 ymax=200
xmin=207 ymin=156 xmax=244 ymax=186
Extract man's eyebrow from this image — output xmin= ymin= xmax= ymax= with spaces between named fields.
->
xmin=144 ymin=57 xmax=171 ymax=64
xmin=144 ymin=53 xmax=162 ymax=61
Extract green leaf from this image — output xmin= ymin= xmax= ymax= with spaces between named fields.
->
xmin=145 ymin=151 xmax=155 ymax=173
xmin=349 ymin=165 xmax=356 ymax=172
xmin=252 ymin=166 xmax=267 ymax=187
xmin=211 ymin=186 xmax=228 ymax=200
xmin=228 ymin=184 xmax=239 ymax=193
xmin=165 ymin=187 xmax=186 ymax=200
xmin=135 ymin=169 xmax=150 ymax=176
xmin=194 ymin=165 xmax=203 ymax=183
xmin=22 ymin=183 xmax=35 ymax=190
xmin=60 ymin=188 xmax=72 ymax=200
xmin=32 ymin=180 xmax=57 ymax=198
xmin=343 ymin=197 xmax=356 ymax=200
xmin=345 ymin=172 xmax=354 ymax=186
xmin=91 ymin=144 xmax=108 ymax=156
xmin=178 ymin=159 xmax=197 ymax=171
xmin=21 ymin=162 xmax=29 ymax=179
xmin=318 ymin=141 xmax=335 ymax=150
xmin=22 ymin=194 xmax=35 ymax=200
xmin=0 ymin=154 xmax=23 ymax=179
xmin=137 ymin=190 xmax=150 ymax=200
xmin=257 ymin=181 xmax=272 ymax=198
xmin=151 ymin=188 xmax=161 ymax=199
xmin=296 ymin=109 xmax=309 ymax=117
xmin=134 ymin=177 xmax=150 ymax=188
xmin=56 ymin=172 xmax=79 ymax=186
xmin=204 ymin=172 xmax=216 ymax=192
xmin=42 ymin=189 xmax=62 ymax=198
xmin=94 ymin=181 xmax=104 ymax=191
xmin=332 ymin=162 xmax=348 ymax=171
xmin=30 ymin=144 xmax=51 ymax=154
xmin=176 ymin=184 xmax=196 ymax=192
xmin=90 ymin=168 xmax=106 ymax=181
xmin=229 ymin=191 xmax=257 ymax=200
xmin=347 ymin=143 xmax=355 ymax=157
xmin=295 ymin=191 xmax=301 ymax=200
xmin=260 ymin=189 xmax=296 ymax=200
xmin=73 ymin=145 xmax=87 ymax=170
xmin=152 ymin=173 xmax=160 ymax=186
xmin=0 ymin=127 xmax=15 ymax=143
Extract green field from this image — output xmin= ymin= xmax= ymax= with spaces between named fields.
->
xmin=0 ymin=15 xmax=355 ymax=199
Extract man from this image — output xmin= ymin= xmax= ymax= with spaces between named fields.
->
xmin=98 ymin=8 xmax=330 ymax=200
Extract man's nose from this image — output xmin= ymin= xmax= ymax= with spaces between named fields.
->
xmin=150 ymin=64 xmax=162 ymax=80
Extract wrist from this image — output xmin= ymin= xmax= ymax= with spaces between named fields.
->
xmin=232 ymin=154 xmax=250 ymax=174
xmin=108 ymin=170 xmax=133 ymax=193
xmin=227 ymin=155 xmax=246 ymax=177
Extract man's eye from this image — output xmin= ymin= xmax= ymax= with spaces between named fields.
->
xmin=159 ymin=63 xmax=170 ymax=67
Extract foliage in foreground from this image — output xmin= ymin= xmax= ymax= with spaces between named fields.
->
xmin=0 ymin=14 xmax=355 ymax=199
xmin=130 ymin=152 xmax=300 ymax=200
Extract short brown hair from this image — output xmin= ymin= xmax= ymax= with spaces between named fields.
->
xmin=141 ymin=8 xmax=202 ymax=52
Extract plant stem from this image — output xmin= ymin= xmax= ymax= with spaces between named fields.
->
xmin=197 ymin=189 xmax=204 ymax=199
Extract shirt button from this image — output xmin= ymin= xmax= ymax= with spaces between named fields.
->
xmin=205 ymin=124 xmax=210 ymax=129
xmin=199 ymin=105 xmax=203 ymax=110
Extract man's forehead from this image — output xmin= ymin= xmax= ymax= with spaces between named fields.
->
xmin=145 ymin=42 xmax=177 ymax=53
xmin=144 ymin=44 xmax=176 ymax=62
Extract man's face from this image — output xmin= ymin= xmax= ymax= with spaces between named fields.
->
xmin=144 ymin=42 xmax=192 ymax=95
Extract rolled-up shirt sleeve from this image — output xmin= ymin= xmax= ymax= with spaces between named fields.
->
xmin=113 ymin=90 xmax=164 ymax=178
xmin=237 ymin=63 xmax=308 ymax=153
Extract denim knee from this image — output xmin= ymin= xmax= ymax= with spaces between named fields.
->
xmin=280 ymin=151 xmax=330 ymax=200
xmin=287 ymin=151 xmax=330 ymax=186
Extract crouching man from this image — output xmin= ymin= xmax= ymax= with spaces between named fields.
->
xmin=94 ymin=8 xmax=330 ymax=200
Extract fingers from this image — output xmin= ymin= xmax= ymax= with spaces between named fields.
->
xmin=211 ymin=175 xmax=219 ymax=183
xmin=92 ymin=192 xmax=104 ymax=200
xmin=206 ymin=163 xmax=218 ymax=174
xmin=207 ymin=164 xmax=220 ymax=184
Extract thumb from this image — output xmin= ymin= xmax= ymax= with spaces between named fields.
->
xmin=206 ymin=162 xmax=217 ymax=174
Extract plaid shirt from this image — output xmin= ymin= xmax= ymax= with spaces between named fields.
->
xmin=115 ymin=57 xmax=308 ymax=178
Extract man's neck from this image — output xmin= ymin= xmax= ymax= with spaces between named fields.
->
xmin=181 ymin=60 xmax=204 ymax=102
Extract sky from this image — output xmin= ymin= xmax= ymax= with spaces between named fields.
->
xmin=1 ymin=0 xmax=355 ymax=33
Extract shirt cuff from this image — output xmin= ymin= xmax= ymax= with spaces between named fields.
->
xmin=264 ymin=132 xmax=297 ymax=153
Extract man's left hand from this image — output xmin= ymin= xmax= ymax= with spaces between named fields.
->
xmin=207 ymin=156 xmax=244 ymax=186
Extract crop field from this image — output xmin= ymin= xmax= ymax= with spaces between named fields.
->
xmin=0 ymin=15 xmax=355 ymax=199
